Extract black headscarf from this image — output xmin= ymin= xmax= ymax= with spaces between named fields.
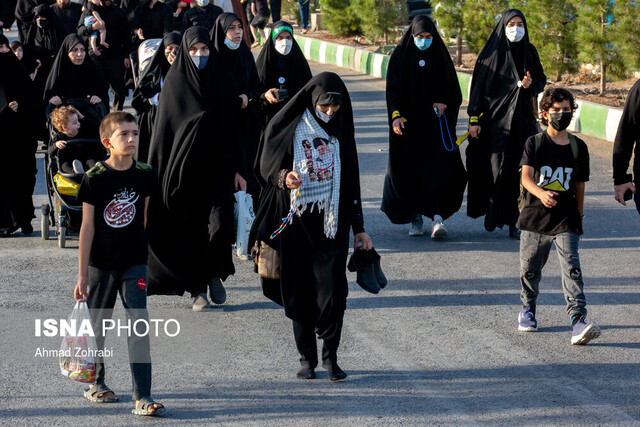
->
xmin=0 ymin=34 xmax=35 ymax=113
xmin=465 ymin=9 xmax=546 ymax=225
xmin=211 ymin=12 xmax=263 ymax=193
xmin=255 ymin=20 xmax=312 ymax=126
xmin=146 ymin=26 xmax=239 ymax=295
xmin=26 ymin=4 xmax=68 ymax=57
xmin=381 ymin=15 xmax=466 ymax=223
xmin=43 ymin=34 xmax=108 ymax=106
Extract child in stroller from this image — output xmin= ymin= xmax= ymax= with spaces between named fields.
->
xmin=48 ymin=105 xmax=101 ymax=177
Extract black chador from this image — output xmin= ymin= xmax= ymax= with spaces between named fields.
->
xmin=0 ymin=34 xmax=38 ymax=235
xmin=466 ymin=9 xmax=546 ymax=230
xmin=131 ymin=31 xmax=182 ymax=162
xmin=253 ymin=72 xmax=365 ymax=376
xmin=146 ymin=26 xmax=239 ymax=297
xmin=255 ymin=20 xmax=311 ymax=128
xmin=381 ymin=15 xmax=466 ymax=224
xmin=211 ymin=13 xmax=262 ymax=195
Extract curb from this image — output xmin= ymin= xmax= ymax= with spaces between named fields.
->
xmin=293 ymin=34 xmax=623 ymax=142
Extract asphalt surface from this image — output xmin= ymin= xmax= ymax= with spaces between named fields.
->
xmin=1 ymin=48 xmax=640 ymax=425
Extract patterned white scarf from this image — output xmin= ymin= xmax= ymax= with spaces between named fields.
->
xmin=291 ymin=109 xmax=341 ymax=238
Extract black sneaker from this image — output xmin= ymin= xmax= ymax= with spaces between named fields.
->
xmin=209 ymin=278 xmax=227 ymax=305
xmin=323 ymin=362 xmax=347 ymax=382
xmin=571 ymin=316 xmax=601 ymax=345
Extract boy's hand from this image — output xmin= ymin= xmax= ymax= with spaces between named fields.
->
xmin=74 ymin=278 xmax=89 ymax=302
xmin=539 ymin=190 xmax=558 ymax=208
xmin=469 ymin=125 xmax=481 ymax=138
xmin=614 ymin=182 xmax=636 ymax=206
xmin=88 ymin=95 xmax=102 ymax=104
xmin=55 ymin=140 xmax=68 ymax=149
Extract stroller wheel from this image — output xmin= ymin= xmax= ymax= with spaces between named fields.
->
xmin=41 ymin=204 xmax=50 ymax=240
xmin=58 ymin=225 xmax=66 ymax=248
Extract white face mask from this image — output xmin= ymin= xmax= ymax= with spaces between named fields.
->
xmin=505 ymin=26 xmax=525 ymax=43
xmin=315 ymin=106 xmax=334 ymax=123
xmin=196 ymin=0 xmax=209 ymax=7
xmin=274 ymin=39 xmax=292 ymax=56
xmin=224 ymin=37 xmax=240 ymax=50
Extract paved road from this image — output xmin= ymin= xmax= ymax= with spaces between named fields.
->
xmin=1 ymin=56 xmax=640 ymax=425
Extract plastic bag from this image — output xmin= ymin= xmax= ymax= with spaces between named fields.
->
xmin=53 ymin=173 xmax=81 ymax=197
xmin=59 ymin=301 xmax=97 ymax=383
xmin=234 ymin=191 xmax=255 ymax=259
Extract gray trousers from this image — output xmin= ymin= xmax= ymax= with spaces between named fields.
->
xmin=520 ymin=230 xmax=587 ymax=319
xmin=87 ymin=264 xmax=152 ymax=401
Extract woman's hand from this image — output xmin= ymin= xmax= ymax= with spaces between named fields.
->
xmin=354 ymin=232 xmax=373 ymax=251
xmin=234 ymin=172 xmax=247 ymax=191
xmin=49 ymin=96 xmax=62 ymax=106
xmin=239 ymin=94 xmax=249 ymax=109
xmin=392 ymin=118 xmax=404 ymax=135
xmin=8 ymin=101 xmax=18 ymax=112
xmin=136 ymin=28 xmax=144 ymax=40
xmin=469 ymin=125 xmax=481 ymax=139
xmin=265 ymin=88 xmax=283 ymax=104
xmin=285 ymin=171 xmax=301 ymax=189
xmin=521 ymin=71 xmax=532 ymax=89
xmin=88 ymin=95 xmax=102 ymax=104
xmin=55 ymin=140 xmax=68 ymax=150
xmin=433 ymin=102 xmax=447 ymax=117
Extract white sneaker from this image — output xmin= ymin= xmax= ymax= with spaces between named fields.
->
xmin=408 ymin=215 xmax=423 ymax=236
xmin=431 ymin=216 xmax=448 ymax=240
xmin=72 ymin=159 xmax=85 ymax=174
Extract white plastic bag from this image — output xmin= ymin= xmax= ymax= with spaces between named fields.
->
xmin=59 ymin=301 xmax=98 ymax=383
xmin=234 ymin=191 xmax=255 ymax=259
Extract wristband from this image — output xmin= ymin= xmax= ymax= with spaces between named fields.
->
xmin=469 ymin=115 xmax=479 ymax=124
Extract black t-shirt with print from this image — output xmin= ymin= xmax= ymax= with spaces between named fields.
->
xmin=516 ymin=132 xmax=590 ymax=235
xmin=77 ymin=160 xmax=157 ymax=271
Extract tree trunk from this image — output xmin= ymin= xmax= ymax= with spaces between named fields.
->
xmin=600 ymin=60 xmax=606 ymax=95
xmin=456 ymin=25 xmax=463 ymax=67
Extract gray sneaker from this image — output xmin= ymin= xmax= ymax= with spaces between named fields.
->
xmin=192 ymin=293 xmax=212 ymax=312
xmin=571 ymin=316 xmax=601 ymax=345
xmin=431 ymin=215 xmax=448 ymax=240
xmin=209 ymin=278 xmax=227 ymax=305
xmin=408 ymin=215 xmax=423 ymax=236
xmin=72 ymin=159 xmax=85 ymax=174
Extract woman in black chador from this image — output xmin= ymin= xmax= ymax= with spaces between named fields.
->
xmin=255 ymin=20 xmax=311 ymax=128
xmin=0 ymin=35 xmax=38 ymax=236
xmin=253 ymin=72 xmax=373 ymax=381
xmin=146 ymin=26 xmax=243 ymax=310
xmin=466 ymin=9 xmax=546 ymax=238
xmin=381 ymin=15 xmax=466 ymax=240
xmin=211 ymin=12 xmax=262 ymax=199
xmin=131 ymin=31 xmax=181 ymax=162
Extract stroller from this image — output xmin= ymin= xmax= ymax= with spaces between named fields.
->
xmin=42 ymin=99 xmax=107 ymax=248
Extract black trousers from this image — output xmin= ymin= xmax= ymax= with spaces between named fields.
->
xmin=270 ymin=0 xmax=281 ymax=22
xmin=292 ymin=314 xmax=343 ymax=368
xmin=91 ymin=56 xmax=127 ymax=111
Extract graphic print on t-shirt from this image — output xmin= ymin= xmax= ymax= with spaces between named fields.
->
xmin=537 ymin=166 xmax=573 ymax=192
xmin=103 ymin=188 xmax=139 ymax=228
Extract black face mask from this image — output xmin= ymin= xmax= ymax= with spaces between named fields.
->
xmin=549 ymin=112 xmax=572 ymax=131
xmin=37 ymin=19 xmax=49 ymax=29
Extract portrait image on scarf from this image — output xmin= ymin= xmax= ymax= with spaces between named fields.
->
xmin=255 ymin=20 xmax=312 ymax=128
xmin=211 ymin=12 xmax=263 ymax=195
xmin=0 ymin=34 xmax=39 ymax=234
xmin=466 ymin=9 xmax=546 ymax=228
xmin=43 ymin=34 xmax=108 ymax=105
xmin=252 ymin=72 xmax=364 ymax=324
xmin=381 ymin=15 xmax=466 ymax=224
xmin=131 ymin=31 xmax=182 ymax=162
xmin=146 ymin=26 xmax=240 ymax=296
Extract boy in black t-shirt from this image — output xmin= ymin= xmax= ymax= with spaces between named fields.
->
xmin=74 ymin=112 xmax=164 ymax=416
xmin=516 ymin=87 xmax=601 ymax=345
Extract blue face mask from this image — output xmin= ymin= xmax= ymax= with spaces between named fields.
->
xmin=315 ymin=106 xmax=334 ymax=123
xmin=224 ymin=38 xmax=241 ymax=50
xmin=414 ymin=37 xmax=432 ymax=51
xmin=190 ymin=54 xmax=208 ymax=69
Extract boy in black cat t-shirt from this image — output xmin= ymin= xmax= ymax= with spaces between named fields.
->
xmin=74 ymin=112 xmax=164 ymax=416
xmin=516 ymin=87 xmax=601 ymax=345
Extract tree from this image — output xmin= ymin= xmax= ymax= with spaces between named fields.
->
xmin=352 ymin=0 xmax=404 ymax=44
xmin=522 ymin=0 xmax=578 ymax=81
xmin=610 ymin=0 xmax=640 ymax=77
xmin=461 ymin=0 xmax=507 ymax=54
xmin=320 ymin=0 xmax=361 ymax=37
xmin=433 ymin=0 xmax=465 ymax=66
xmin=575 ymin=0 xmax=624 ymax=95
